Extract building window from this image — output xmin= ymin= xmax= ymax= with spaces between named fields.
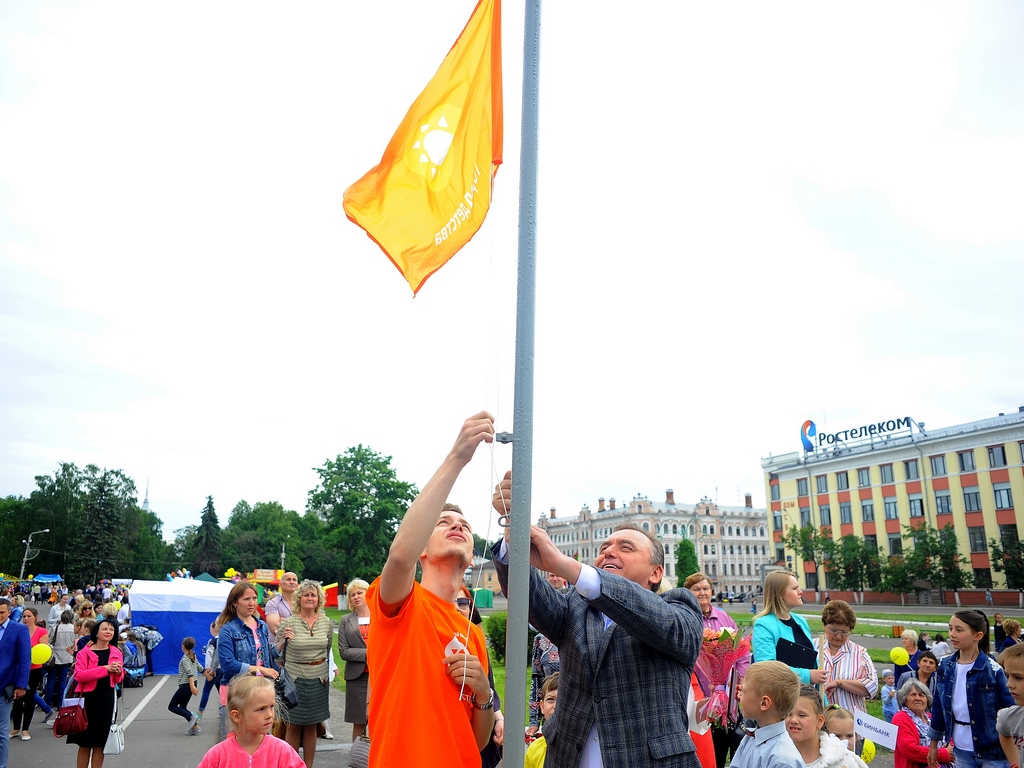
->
xmin=863 ymin=534 xmax=878 ymax=552
xmin=880 ymin=464 xmax=894 ymax=484
xmin=759 ymin=527 xmax=765 ymax=537
xmin=702 ymin=525 xmax=708 ymax=535
xmin=711 ymin=545 xmax=716 ymax=555
xmin=728 ymin=526 xmax=734 ymax=536
xmin=909 ymin=498 xmax=924 ymax=517
xmin=744 ymin=526 xmax=750 ymax=536
xmin=797 ymin=478 xmax=809 ymax=496
xmin=836 ymin=471 xmax=849 ymax=491
xmin=858 ymin=468 xmax=871 ymax=487
xmin=762 ymin=545 xmax=767 ymax=555
xmin=703 ymin=544 xmax=708 ymax=555
xmin=884 ymin=498 xmax=899 ymax=520
xmin=816 ymin=475 xmax=828 ymax=493
xmin=731 ymin=564 xmax=736 ymax=575
xmin=655 ymin=523 xmax=661 ymax=535
xmin=820 ymin=506 xmax=832 ymax=526
xmin=904 ymin=460 xmax=919 ymax=480
xmin=1020 ymin=442 xmax=1024 ymax=463
xmin=862 ymin=502 xmax=875 ymax=522
xmin=672 ymin=524 xmax=678 ymax=535
xmin=974 ymin=568 xmax=993 ymax=588
xmin=930 ymin=455 xmax=947 ymax=476
xmin=839 ymin=502 xmax=852 ymax=524
xmin=800 ymin=507 xmax=811 ymax=527
xmin=805 ymin=572 xmax=818 ymax=589
xmin=968 ymin=526 xmax=986 ymax=553
xmin=747 ymin=564 xmax=752 ymax=575
xmin=994 ymin=484 xmax=1014 ymax=510
xmin=773 ymin=511 xmax=782 ymax=530
xmin=664 ymin=544 xmax=670 ymax=554
xmin=746 ymin=545 xmax=751 ymax=554
xmin=689 ymin=525 xmax=695 ymax=537
xmin=771 ymin=485 xmax=780 ymax=501
xmin=710 ymin=525 xmax=715 ymax=535
xmin=935 ymin=493 xmax=952 ymax=514
xmin=775 ymin=545 xmax=785 ymax=562
xmin=964 ymin=487 xmax=982 ymax=512
xmin=999 ymin=524 xmax=1019 ymax=545
xmin=889 ymin=535 xmax=903 ymax=556
xmin=989 ymin=445 xmax=1008 ymax=468
xmin=958 ymin=451 xmax=976 ymax=472
xmin=643 ymin=522 xmax=649 ymax=531
xmin=730 ymin=545 xmax=735 ymax=555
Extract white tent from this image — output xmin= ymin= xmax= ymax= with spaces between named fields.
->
xmin=130 ymin=578 xmax=234 ymax=675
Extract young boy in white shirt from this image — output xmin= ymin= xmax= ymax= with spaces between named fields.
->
xmin=730 ymin=661 xmax=803 ymax=768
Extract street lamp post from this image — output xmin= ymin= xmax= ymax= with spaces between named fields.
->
xmin=19 ymin=528 xmax=50 ymax=581
xmin=280 ymin=535 xmax=291 ymax=570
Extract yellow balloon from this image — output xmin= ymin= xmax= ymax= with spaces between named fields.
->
xmin=889 ymin=646 xmax=910 ymax=666
xmin=31 ymin=644 xmax=52 ymax=665
xmin=861 ymin=739 xmax=875 ymax=763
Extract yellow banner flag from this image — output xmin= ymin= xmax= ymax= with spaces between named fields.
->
xmin=344 ymin=0 xmax=503 ymax=295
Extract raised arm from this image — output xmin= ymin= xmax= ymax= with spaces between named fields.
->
xmin=377 ymin=412 xmax=494 ymax=609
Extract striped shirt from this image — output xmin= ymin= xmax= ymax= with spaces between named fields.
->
xmin=816 ymin=638 xmax=878 ymax=713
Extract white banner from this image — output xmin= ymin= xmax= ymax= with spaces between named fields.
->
xmin=854 ymin=710 xmax=897 ymax=750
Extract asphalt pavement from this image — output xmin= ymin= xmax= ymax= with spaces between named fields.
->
xmin=9 ymin=675 xmax=353 ymax=768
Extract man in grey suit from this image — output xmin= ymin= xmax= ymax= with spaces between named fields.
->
xmin=492 ymin=472 xmax=703 ymax=768
xmin=0 ymin=598 xmax=32 ymax=768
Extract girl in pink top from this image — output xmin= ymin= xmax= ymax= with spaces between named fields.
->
xmin=197 ymin=676 xmax=304 ymax=768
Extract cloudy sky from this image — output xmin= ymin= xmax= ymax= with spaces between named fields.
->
xmin=2 ymin=1 xmax=1022 ymax=545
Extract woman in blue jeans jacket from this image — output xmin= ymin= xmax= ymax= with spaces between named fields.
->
xmin=216 ymin=582 xmax=281 ymax=685
xmin=927 ymin=609 xmax=1013 ymax=768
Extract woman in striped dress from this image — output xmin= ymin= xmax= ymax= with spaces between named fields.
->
xmin=818 ymin=600 xmax=878 ymax=716
xmin=277 ymin=580 xmax=333 ymax=768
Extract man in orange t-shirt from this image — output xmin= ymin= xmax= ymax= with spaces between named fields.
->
xmin=366 ymin=413 xmax=496 ymax=768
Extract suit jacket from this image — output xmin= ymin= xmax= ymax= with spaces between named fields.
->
xmin=493 ymin=543 xmax=703 ymax=768
xmin=337 ymin=612 xmax=367 ymax=681
xmin=0 ymin=620 xmax=31 ymax=692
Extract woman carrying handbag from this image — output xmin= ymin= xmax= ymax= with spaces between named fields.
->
xmin=68 ymin=618 xmax=124 ymax=768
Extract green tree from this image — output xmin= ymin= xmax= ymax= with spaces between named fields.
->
xmin=781 ymin=525 xmax=832 ymax=598
xmin=122 ymin=504 xmax=175 ymax=580
xmin=191 ymin=496 xmax=222 ymax=576
xmin=989 ymin=536 xmax=1024 ymax=608
xmin=68 ymin=466 xmax=137 ymax=583
xmin=675 ymin=538 xmax=700 ymax=583
xmin=308 ymin=445 xmax=417 ymax=586
xmin=822 ymin=535 xmax=880 ymax=604
xmin=903 ymin=523 xmax=970 ymax=606
xmin=220 ymin=501 xmax=303 ymax=575
xmin=173 ymin=526 xmax=199 ymax=563
xmin=0 ymin=496 xmax=33 ymax=576
xmin=877 ymin=552 xmax=915 ymax=605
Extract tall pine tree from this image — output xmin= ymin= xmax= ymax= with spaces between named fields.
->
xmin=191 ymin=496 xmax=222 ymax=576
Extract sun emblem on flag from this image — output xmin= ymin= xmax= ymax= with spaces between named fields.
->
xmin=405 ymin=103 xmax=462 ymax=191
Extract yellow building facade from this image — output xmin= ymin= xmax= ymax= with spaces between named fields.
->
xmin=761 ymin=409 xmax=1024 ymax=590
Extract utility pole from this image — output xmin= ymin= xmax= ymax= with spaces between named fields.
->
xmin=19 ymin=528 xmax=50 ymax=581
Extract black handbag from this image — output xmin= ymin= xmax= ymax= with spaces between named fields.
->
xmin=275 ymin=639 xmax=299 ymax=710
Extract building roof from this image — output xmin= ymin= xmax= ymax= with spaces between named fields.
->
xmin=762 ymin=409 xmax=1024 ymax=473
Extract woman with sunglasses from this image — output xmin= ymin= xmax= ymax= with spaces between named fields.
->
xmin=818 ymin=601 xmax=878 ymax=728
xmin=338 ymin=580 xmax=370 ymax=742
xmin=276 ymin=580 xmax=332 ymax=768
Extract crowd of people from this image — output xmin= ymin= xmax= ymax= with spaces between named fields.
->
xmin=6 ymin=416 xmax=1024 ymax=768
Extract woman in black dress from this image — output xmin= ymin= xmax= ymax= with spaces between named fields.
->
xmin=69 ymin=617 xmax=124 ymax=768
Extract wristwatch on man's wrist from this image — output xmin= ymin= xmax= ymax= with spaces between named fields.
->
xmin=471 ymin=689 xmax=495 ymax=711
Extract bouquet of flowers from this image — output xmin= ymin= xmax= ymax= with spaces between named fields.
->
xmin=694 ymin=627 xmax=750 ymax=728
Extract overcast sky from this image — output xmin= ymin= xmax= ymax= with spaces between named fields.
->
xmin=2 ymin=1 xmax=1022 ymax=547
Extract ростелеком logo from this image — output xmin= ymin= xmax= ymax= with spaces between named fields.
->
xmin=800 ymin=420 xmax=816 ymax=452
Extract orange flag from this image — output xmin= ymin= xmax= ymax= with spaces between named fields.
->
xmin=344 ymin=0 xmax=503 ymax=295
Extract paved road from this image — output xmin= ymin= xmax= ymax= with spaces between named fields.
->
xmin=10 ymin=676 xmax=353 ymax=768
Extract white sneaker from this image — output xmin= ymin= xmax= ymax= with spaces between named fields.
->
xmin=186 ymin=714 xmax=199 ymax=733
